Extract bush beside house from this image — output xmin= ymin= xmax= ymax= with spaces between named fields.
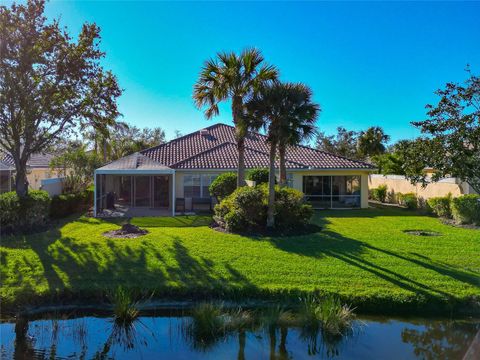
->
xmin=370 ymin=185 xmax=388 ymax=203
xmin=50 ymin=187 xmax=94 ymax=219
xmin=209 ymin=172 xmax=237 ymax=201
xmin=214 ymin=184 xmax=313 ymax=233
xmin=246 ymin=168 xmax=270 ymax=185
xmin=427 ymin=194 xmax=452 ymax=218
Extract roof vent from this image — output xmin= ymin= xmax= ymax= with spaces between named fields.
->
xmin=199 ymin=128 xmax=209 ymax=136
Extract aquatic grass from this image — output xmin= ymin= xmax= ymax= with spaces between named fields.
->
xmin=184 ymin=302 xmax=228 ymax=350
xmin=299 ymin=295 xmax=355 ymax=336
xmin=110 ymin=286 xmax=139 ymax=325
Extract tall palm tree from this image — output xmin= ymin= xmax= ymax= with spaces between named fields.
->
xmin=357 ymin=126 xmax=390 ymax=159
xmin=275 ymin=83 xmax=319 ymax=186
xmin=193 ymin=48 xmax=278 ymax=187
xmin=246 ymin=82 xmax=319 ymax=227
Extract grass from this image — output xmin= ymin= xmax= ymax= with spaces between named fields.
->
xmin=1 ymin=207 xmax=479 ymax=314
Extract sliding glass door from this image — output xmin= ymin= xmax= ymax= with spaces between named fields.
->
xmin=303 ymin=175 xmax=361 ymax=208
xmin=153 ymin=175 xmax=170 ymax=208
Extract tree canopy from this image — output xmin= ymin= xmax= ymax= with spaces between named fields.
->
xmin=0 ymin=0 xmax=121 ymax=195
xmin=408 ymin=69 xmax=480 ymax=192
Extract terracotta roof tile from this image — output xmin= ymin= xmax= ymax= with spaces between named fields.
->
xmin=140 ymin=123 xmax=374 ymax=170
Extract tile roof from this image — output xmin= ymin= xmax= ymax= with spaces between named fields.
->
xmin=97 ymin=152 xmax=172 ymax=171
xmin=139 ymin=123 xmax=374 ymax=170
xmin=1 ymin=152 xmax=55 ymax=169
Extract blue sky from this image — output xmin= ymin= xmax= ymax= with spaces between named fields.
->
xmin=41 ymin=1 xmax=480 ymax=143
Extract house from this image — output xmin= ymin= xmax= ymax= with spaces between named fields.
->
xmin=94 ymin=123 xmax=376 ymax=217
xmin=1 ymin=152 xmax=58 ymax=192
xmin=0 ymin=160 xmax=14 ymax=193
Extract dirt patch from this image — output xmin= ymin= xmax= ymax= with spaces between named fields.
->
xmin=440 ymin=218 xmax=480 ymax=230
xmin=103 ymin=224 xmax=149 ymax=238
xmin=403 ymin=230 xmax=442 ymax=237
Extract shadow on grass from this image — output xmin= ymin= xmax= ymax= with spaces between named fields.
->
xmin=266 ymin=216 xmax=479 ymax=300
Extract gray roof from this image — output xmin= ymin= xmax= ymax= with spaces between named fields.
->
xmin=1 ymin=152 xmax=55 ymax=168
xmin=0 ymin=160 xmax=14 ymax=171
xmin=97 ymin=152 xmax=172 ymax=171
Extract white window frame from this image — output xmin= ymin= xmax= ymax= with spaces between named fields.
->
xmin=183 ymin=173 xmax=218 ymax=198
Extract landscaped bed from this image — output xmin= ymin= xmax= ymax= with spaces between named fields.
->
xmin=1 ymin=207 xmax=479 ymax=315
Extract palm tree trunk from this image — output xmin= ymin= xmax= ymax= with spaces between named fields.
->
xmin=237 ymin=136 xmax=246 ymax=187
xmin=278 ymin=143 xmax=287 ymax=187
xmin=267 ymin=140 xmax=277 ymax=228
xmin=233 ymin=97 xmax=246 ymax=188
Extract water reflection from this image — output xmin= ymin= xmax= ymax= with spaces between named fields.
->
xmin=1 ymin=311 xmax=479 ymax=359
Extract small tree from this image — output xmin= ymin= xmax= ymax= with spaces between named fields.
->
xmin=410 ymin=69 xmax=480 ymax=193
xmin=0 ymin=0 xmax=122 ymax=196
xmin=50 ymin=146 xmax=103 ymax=193
xmin=209 ymin=172 xmax=237 ymax=201
xmin=316 ymin=127 xmax=359 ymax=159
xmin=246 ymin=168 xmax=270 ymax=184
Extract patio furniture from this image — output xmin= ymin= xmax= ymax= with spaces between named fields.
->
xmin=192 ymin=197 xmax=212 ymax=212
xmin=175 ymin=197 xmax=185 ymax=212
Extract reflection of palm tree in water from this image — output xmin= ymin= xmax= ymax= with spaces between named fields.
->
xmin=14 ymin=316 xmax=34 ymax=359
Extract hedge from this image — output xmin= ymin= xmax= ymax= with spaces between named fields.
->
xmin=0 ymin=190 xmax=51 ymax=234
xmin=370 ymin=185 xmax=388 ymax=203
xmin=427 ymin=194 xmax=452 ymax=218
xmin=50 ymin=188 xmax=94 ymax=219
xmin=397 ymin=192 xmax=418 ymax=209
xmin=451 ymin=194 xmax=480 ymax=225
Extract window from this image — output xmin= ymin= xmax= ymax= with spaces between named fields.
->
xmin=184 ymin=175 xmax=201 ymax=198
xmin=184 ymin=174 xmax=218 ymax=198
xmin=286 ymin=173 xmax=294 ymax=188
xmin=303 ymin=175 xmax=361 ymax=208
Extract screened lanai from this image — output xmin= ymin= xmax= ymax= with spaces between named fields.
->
xmin=94 ymin=153 xmax=176 ymax=217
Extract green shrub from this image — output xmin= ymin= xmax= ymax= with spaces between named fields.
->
xmin=209 ymin=172 xmax=237 ymax=201
xmin=214 ymin=186 xmax=266 ymax=232
xmin=0 ymin=190 xmax=51 ymax=234
xmin=50 ymin=189 xmax=92 ymax=219
xmin=246 ymin=168 xmax=270 ymax=185
xmin=273 ymin=185 xmax=314 ymax=230
xmin=451 ymin=194 xmax=480 ymax=225
xmin=370 ymin=185 xmax=388 ymax=203
xmin=397 ymin=192 xmax=418 ymax=209
xmin=214 ymin=184 xmax=313 ymax=233
xmin=427 ymin=194 xmax=452 ymax=218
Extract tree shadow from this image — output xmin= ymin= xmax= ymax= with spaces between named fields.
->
xmin=1 ymin=220 xmax=255 ymax=310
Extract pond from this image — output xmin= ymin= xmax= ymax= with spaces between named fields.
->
xmin=1 ymin=309 xmax=479 ymax=359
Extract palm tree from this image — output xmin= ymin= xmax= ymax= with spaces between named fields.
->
xmin=246 ymin=82 xmax=319 ymax=227
xmin=357 ymin=126 xmax=390 ymax=159
xmin=193 ymin=48 xmax=278 ymax=187
xmin=275 ymin=83 xmax=319 ymax=186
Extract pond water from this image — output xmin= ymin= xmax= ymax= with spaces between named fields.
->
xmin=1 ymin=309 xmax=479 ymax=359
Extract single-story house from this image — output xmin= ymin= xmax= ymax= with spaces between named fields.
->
xmin=1 ymin=152 xmax=58 ymax=192
xmin=94 ymin=123 xmax=376 ymax=217
xmin=0 ymin=160 xmax=14 ymax=194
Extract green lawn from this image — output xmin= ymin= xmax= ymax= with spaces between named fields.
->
xmin=1 ymin=208 xmax=479 ymax=314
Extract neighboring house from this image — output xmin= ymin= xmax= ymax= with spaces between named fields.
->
xmin=0 ymin=160 xmax=14 ymax=194
xmin=94 ymin=123 xmax=376 ymax=217
xmin=369 ymin=172 xmax=477 ymax=201
xmin=1 ymin=152 xmax=58 ymax=191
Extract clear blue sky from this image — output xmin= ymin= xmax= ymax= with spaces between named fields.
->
xmin=41 ymin=1 xmax=480 ymax=143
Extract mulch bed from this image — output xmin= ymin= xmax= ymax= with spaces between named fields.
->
xmin=103 ymin=223 xmax=149 ymax=238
